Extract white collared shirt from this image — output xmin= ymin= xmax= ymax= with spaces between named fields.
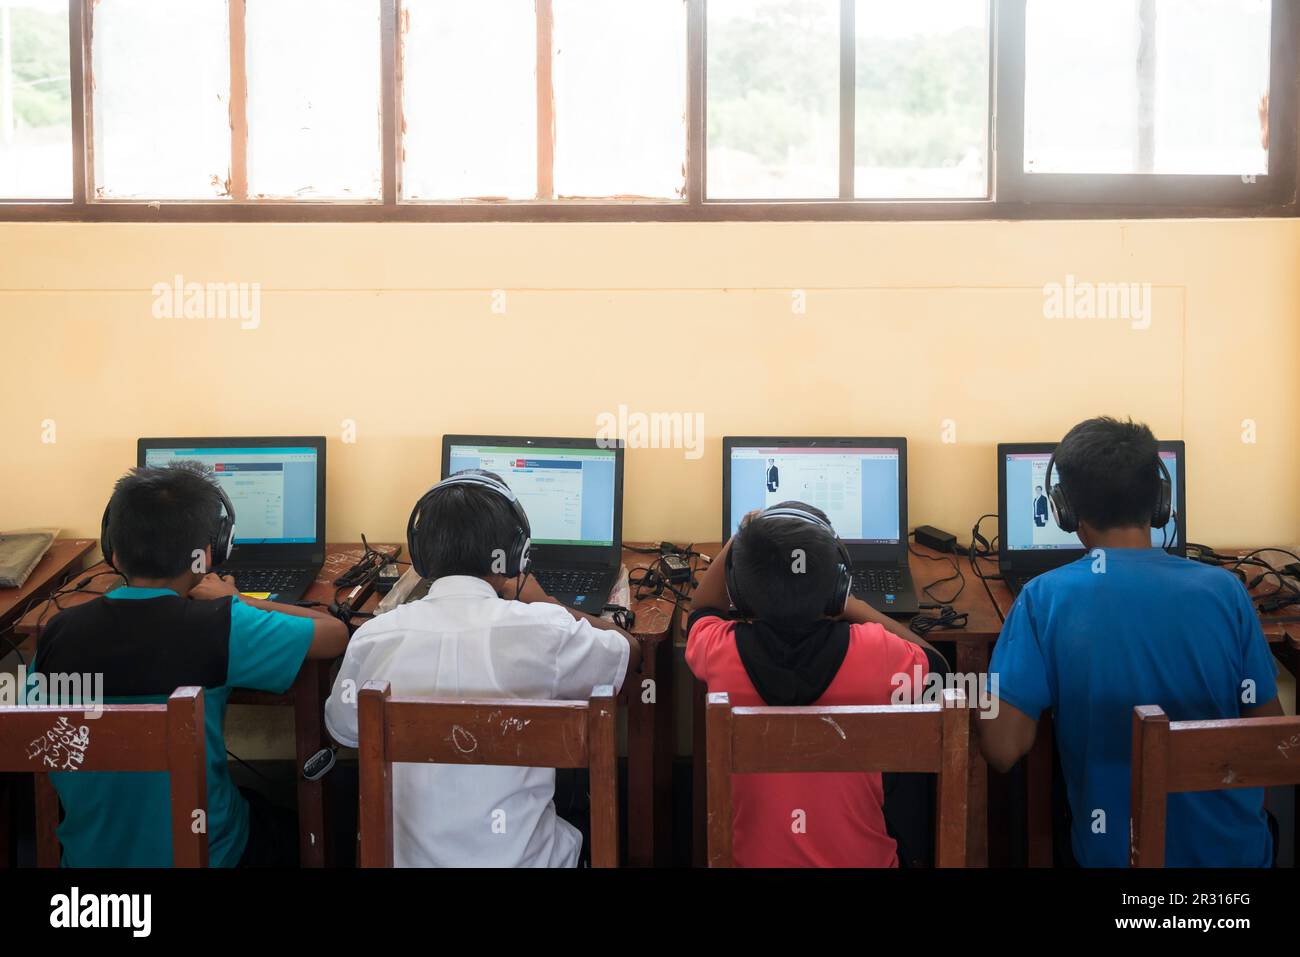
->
xmin=324 ymin=575 xmax=630 ymax=868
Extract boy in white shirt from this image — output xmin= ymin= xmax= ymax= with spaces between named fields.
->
xmin=325 ymin=470 xmax=640 ymax=867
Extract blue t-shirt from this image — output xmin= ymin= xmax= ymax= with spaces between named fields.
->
xmin=989 ymin=548 xmax=1278 ymax=867
xmin=39 ymin=587 xmax=314 ymax=867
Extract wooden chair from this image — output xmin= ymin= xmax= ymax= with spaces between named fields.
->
xmin=705 ymin=688 xmax=971 ymax=867
xmin=357 ymin=681 xmax=619 ymax=867
xmin=1130 ymin=704 xmax=1300 ymax=867
xmin=0 ymin=686 xmax=207 ymax=867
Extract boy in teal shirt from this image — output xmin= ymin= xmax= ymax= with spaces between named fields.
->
xmin=32 ymin=462 xmax=348 ymax=866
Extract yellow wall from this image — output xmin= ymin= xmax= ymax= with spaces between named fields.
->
xmin=2 ymin=219 xmax=1298 ymax=550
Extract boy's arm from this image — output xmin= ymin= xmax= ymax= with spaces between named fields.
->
xmin=504 ymin=575 xmax=642 ymax=674
xmin=838 ymin=595 xmax=940 ymax=658
xmin=191 ymin=573 xmax=349 ymax=659
xmin=977 ymin=698 xmax=1040 ymax=773
xmin=1242 ymin=697 xmax=1284 ymax=718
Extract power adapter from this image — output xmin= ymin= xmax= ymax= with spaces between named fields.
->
xmin=660 ymin=553 xmax=693 ymax=584
xmin=914 ymin=525 xmax=957 ymax=554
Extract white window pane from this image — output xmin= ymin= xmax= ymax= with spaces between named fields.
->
xmin=0 ymin=0 xmax=71 ymax=198
xmin=402 ymin=0 xmax=536 ymax=200
xmin=707 ymin=0 xmax=839 ymax=199
xmin=1025 ymin=0 xmax=1270 ymax=175
xmin=854 ymin=0 xmax=989 ymax=199
xmin=246 ymin=0 xmax=382 ymax=199
xmin=91 ymin=0 xmax=231 ymax=199
xmin=552 ymin=0 xmax=687 ymax=199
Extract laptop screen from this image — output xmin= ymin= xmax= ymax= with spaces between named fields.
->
xmin=726 ymin=444 xmax=903 ymax=543
xmin=446 ymin=443 xmax=618 ymax=548
xmin=1002 ymin=448 xmax=1181 ymax=552
xmin=140 ymin=444 xmax=322 ymax=545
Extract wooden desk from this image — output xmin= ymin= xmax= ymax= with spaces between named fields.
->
xmin=619 ymin=545 xmax=679 ymax=868
xmin=0 ymin=538 xmax=97 ymax=644
xmin=983 ymin=547 xmax=1300 ymax=868
xmin=7 ymin=542 xmax=675 ymax=868
xmin=683 ymin=542 xmax=1003 ymax=867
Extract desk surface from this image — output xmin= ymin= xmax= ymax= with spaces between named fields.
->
xmin=14 ymin=542 xmax=675 ymax=643
xmin=0 ymin=538 xmax=96 ymax=634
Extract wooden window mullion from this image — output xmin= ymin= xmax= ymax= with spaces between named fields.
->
xmin=228 ymin=0 xmax=248 ymax=199
xmin=839 ymin=0 xmax=855 ymax=199
xmin=70 ymin=0 xmax=90 ymax=204
xmin=382 ymin=0 xmax=399 ymax=204
xmin=687 ymin=0 xmax=704 ymax=204
xmin=536 ymin=0 xmax=554 ymax=199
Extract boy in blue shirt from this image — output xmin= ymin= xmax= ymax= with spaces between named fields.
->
xmin=32 ymin=463 xmax=349 ymax=866
xmin=979 ymin=417 xmax=1281 ymax=867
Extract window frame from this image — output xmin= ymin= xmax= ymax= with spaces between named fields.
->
xmin=0 ymin=0 xmax=1295 ymax=221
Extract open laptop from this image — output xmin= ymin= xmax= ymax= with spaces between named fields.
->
xmin=723 ymin=437 xmax=919 ymax=617
xmin=137 ymin=436 xmax=327 ymax=602
xmin=997 ymin=440 xmax=1186 ymax=596
xmin=441 ymin=435 xmax=624 ymax=612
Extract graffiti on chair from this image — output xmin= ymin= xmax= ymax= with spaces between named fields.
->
xmin=27 ymin=716 xmax=91 ymax=771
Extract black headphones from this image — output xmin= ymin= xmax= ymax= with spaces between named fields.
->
xmin=407 ymin=471 xmax=531 ymax=579
xmin=101 ymin=481 xmax=236 ymax=573
xmin=1045 ymin=448 xmax=1172 ymax=535
xmin=725 ymin=505 xmax=852 ymax=619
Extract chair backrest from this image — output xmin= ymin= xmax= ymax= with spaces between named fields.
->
xmin=0 ymin=687 xmax=208 ymax=867
xmin=1130 ymin=704 xmax=1300 ymax=867
xmin=705 ymin=688 xmax=970 ymax=867
xmin=357 ymin=681 xmax=619 ymax=867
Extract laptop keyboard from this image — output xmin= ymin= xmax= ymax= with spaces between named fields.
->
xmin=225 ymin=568 xmax=312 ymax=595
xmin=535 ymin=569 xmax=607 ymax=596
xmin=851 ymin=568 xmax=904 ymax=595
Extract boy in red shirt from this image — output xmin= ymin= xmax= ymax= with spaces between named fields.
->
xmin=687 ymin=503 xmax=939 ymax=867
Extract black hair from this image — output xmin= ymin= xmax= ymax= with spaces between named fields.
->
xmin=412 ymin=469 xmax=526 ymax=580
xmin=106 ymin=462 xmax=225 ymax=579
xmin=731 ymin=501 xmax=839 ymax=625
xmin=1055 ymin=416 xmax=1161 ymax=531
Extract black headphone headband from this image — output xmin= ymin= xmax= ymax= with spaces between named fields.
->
xmin=1045 ymin=447 xmax=1172 ymax=536
xmin=725 ymin=505 xmax=852 ymax=619
xmin=101 ymin=478 xmax=236 ymax=574
xmin=407 ymin=472 xmax=532 ymax=579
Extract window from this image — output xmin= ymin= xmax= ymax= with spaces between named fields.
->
xmin=401 ymin=0 xmax=687 ymax=201
xmin=245 ymin=0 xmax=383 ymax=199
xmin=1024 ymin=0 xmax=1270 ymax=176
xmin=0 ymin=0 xmax=72 ymax=199
xmin=854 ymin=0 xmax=989 ymax=199
xmin=551 ymin=0 xmax=687 ymax=199
xmin=707 ymin=0 xmax=840 ymax=199
xmin=707 ymin=0 xmax=990 ymax=200
xmin=91 ymin=0 xmax=231 ymax=199
xmin=0 ymin=0 xmax=1294 ymax=218
xmin=400 ymin=0 xmax=537 ymax=200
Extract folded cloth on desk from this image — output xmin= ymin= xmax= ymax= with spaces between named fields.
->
xmin=0 ymin=528 xmax=59 ymax=588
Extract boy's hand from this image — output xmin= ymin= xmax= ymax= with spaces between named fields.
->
xmin=189 ymin=573 xmax=240 ymax=601
xmin=501 ymin=574 xmax=552 ymax=604
xmin=740 ymin=508 xmax=764 ymax=528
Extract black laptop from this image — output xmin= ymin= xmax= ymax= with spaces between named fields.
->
xmin=997 ymin=440 xmax=1186 ymax=596
xmin=722 ymin=437 xmax=919 ymax=618
xmin=441 ymin=435 xmax=624 ymax=612
xmin=137 ymin=436 xmax=327 ymax=602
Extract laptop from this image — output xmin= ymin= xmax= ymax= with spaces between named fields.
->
xmin=137 ymin=436 xmax=327 ymax=602
xmin=441 ymin=435 xmax=624 ymax=612
xmin=722 ymin=437 xmax=919 ymax=617
xmin=997 ymin=440 xmax=1186 ymax=596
